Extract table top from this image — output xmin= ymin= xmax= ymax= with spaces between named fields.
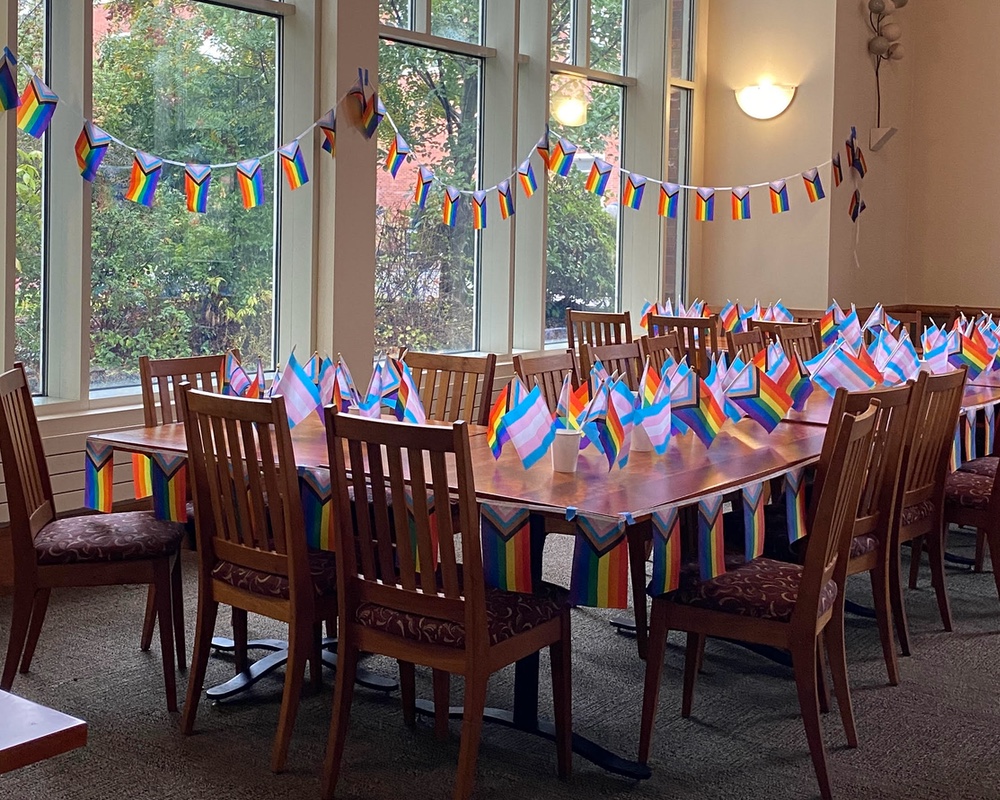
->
xmin=0 ymin=691 xmax=87 ymax=774
xmin=783 ymin=382 xmax=1000 ymax=427
xmin=90 ymin=415 xmax=827 ymax=521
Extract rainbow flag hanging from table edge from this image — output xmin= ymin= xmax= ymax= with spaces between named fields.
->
xmin=150 ymin=452 xmax=188 ymax=523
xmin=648 ymin=508 xmax=681 ymax=595
xmin=742 ymin=483 xmax=766 ymax=561
xmin=480 ymin=502 xmax=534 ymax=594
xmin=568 ymin=514 xmax=629 ymax=609
xmin=785 ymin=467 xmax=807 ymax=543
xmin=84 ymin=440 xmax=115 ymax=513
xmin=698 ymin=494 xmax=726 ymax=580
xmin=299 ymin=466 xmax=334 ymax=551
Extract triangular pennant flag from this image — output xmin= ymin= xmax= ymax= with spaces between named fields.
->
xmin=278 ymin=140 xmax=309 ymax=190
xmin=318 ymin=108 xmax=336 ymax=156
xmin=658 ymin=182 xmax=679 ymax=218
xmin=695 ymin=187 xmax=715 ymax=221
xmin=124 ymin=151 xmax=163 ymax=207
xmin=849 ymin=189 xmax=866 ymax=222
xmin=698 ymin=494 xmax=726 ymax=580
xmin=742 ymin=483 xmax=766 ymax=560
xmin=832 ymin=153 xmax=843 ymax=187
xmin=149 ymin=452 xmax=188 ymax=523
xmin=361 ymin=90 xmax=385 ymax=139
xmin=16 ymin=75 xmax=58 ymax=138
xmin=569 ymin=513 xmax=629 ymax=608
xmin=298 ymin=466 xmax=334 ymax=550
xmin=732 ymin=186 xmax=751 ymax=220
xmin=414 ymin=165 xmax=434 ymax=210
xmin=184 ymin=164 xmax=212 ymax=214
xmin=497 ymin=179 xmax=515 ymax=220
xmin=518 ymin=159 xmax=537 ymax=198
xmin=549 ymin=137 xmax=577 ymax=176
xmin=236 ymin=158 xmax=265 ymax=209
xmin=535 ymin=128 xmax=550 ymax=167
xmin=84 ymin=440 xmax=115 ymax=513
xmin=0 ymin=47 xmax=19 ymax=111
xmin=385 ymin=132 xmax=410 ymax=178
xmin=785 ymin=467 xmax=807 ymax=543
xmin=480 ymin=501 xmax=533 ymax=593
xmin=74 ymin=121 xmax=112 ymax=182
xmin=585 ymin=158 xmax=612 ymax=196
xmin=442 ymin=186 xmax=461 ymax=227
xmin=802 ymin=168 xmax=826 ymax=202
xmin=769 ymin=180 xmax=791 ymax=214
xmin=623 ymin=173 xmax=647 ymax=210
xmin=471 ymin=190 xmax=487 ymax=230
xmin=648 ymin=508 xmax=681 ymax=595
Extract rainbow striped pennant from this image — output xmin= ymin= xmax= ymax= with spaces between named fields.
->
xmin=648 ymin=508 xmax=681 ymax=595
xmin=16 ymin=75 xmax=58 ymax=138
xmin=623 ymin=173 xmax=646 ymax=210
xmin=298 ymin=466 xmax=334 ymax=551
xmin=471 ymin=190 xmax=488 ymax=230
xmin=318 ymin=108 xmax=336 ymax=156
xmin=278 ymin=140 xmax=310 ymax=190
xmin=658 ymin=182 xmax=679 ymax=219
xmin=698 ymin=494 xmax=726 ymax=580
xmin=568 ymin=513 xmax=629 ymax=609
xmin=732 ymin=186 xmax=751 ymax=220
xmin=497 ymin=180 xmax=515 ymax=220
xmin=769 ymin=180 xmax=791 ymax=214
xmin=585 ymin=158 xmax=612 ymax=196
xmin=236 ymin=158 xmax=265 ymax=209
xmin=695 ymin=187 xmax=715 ymax=221
xmin=75 ymin=121 xmax=112 ymax=182
xmin=124 ymin=152 xmax=163 ymax=208
xmin=480 ymin=502 xmax=534 ymax=594
xmin=802 ymin=168 xmax=826 ymax=202
xmin=742 ymin=483 xmax=766 ymax=560
xmin=0 ymin=46 xmax=19 ymax=111
xmin=184 ymin=164 xmax=212 ymax=214
xmin=518 ymin=159 xmax=537 ymax=198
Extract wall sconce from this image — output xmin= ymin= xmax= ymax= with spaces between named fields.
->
xmin=734 ymin=81 xmax=797 ymax=120
xmin=551 ymin=76 xmax=588 ymax=127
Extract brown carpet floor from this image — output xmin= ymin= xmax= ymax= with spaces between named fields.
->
xmin=3 ymin=534 xmax=1000 ymax=799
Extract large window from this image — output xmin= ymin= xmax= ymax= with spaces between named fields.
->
xmin=15 ymin=0 xmax=46 ymax=393
xmin=89 ymin=1 xmax=279 ymax=389
xmin=377 ymin=6 xmax=483 ymax=355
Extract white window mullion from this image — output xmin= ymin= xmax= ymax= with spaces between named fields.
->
xmin=0 ymin=3 xmax=16 ymax=370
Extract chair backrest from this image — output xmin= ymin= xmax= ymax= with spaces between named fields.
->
xmin=180 ymin=388 xmax=313 ymax=609
xmin=325 ymin=409 xmax=486 ymax=652
xmin=648 ymin=315 xmax=719 ymax=377
xmin=639 ymin=332 xmax=682 ymax=375
xmin=140 ymin=352 xmax=235 ymax=427
xmin=748 ymin=319 xmax=781 ymax=345
xmin=786 ymin=308 xmax=826 ymax=324
xmin=0 ymin=364 xmax=56 ymax=566
xmin=793 ymin=402 xmax=879 ymax=627
xmin=776 ymin=322 xmax=823 ymax=361
xmin=513 ymin=350 xmax=579 ymax=412
xmin=579 ymin=341 xmax=644 ymax=391
xmin=725 ymin=329 xmax=765 ymax=363
xmin=565 ymin=310 xmax=633 ymax=352
xmin=402 ymin=351 xmax=497 ymax=427
xmin=821 ymin=385 xmax=915 ymax=545
xmin=896 ymin=368 xmax=967 ymax=513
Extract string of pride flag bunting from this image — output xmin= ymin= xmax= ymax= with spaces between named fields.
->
xmin=1 ymin=45 xmax=868 ymax=223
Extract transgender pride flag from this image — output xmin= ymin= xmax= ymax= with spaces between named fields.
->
xmin=504 ymin=384 xmax=556 ymax=469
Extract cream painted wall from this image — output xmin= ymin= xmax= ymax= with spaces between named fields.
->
xmin=828 ymin=0 xmax=913 ymax=306
xmin=905 ymin=0 xmax=1000 ymax=305
xmin=697 ymin=0 xmax=835 ymax=309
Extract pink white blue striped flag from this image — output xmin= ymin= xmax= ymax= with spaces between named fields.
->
xmin=504 ymin=384 xmax=556 ymax=468
xmin=638 ymin=370 xmax=673 ymax=454
xmin=271 ymin=350 xmax=321 ymax=427
xmin=883 ymin=333 xmax=920 ymax=385
xmin=837 ymin=307 xmax=864 ymax=353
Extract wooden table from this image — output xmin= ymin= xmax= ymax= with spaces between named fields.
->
xmin=0 ymin=691 xmax=86 ymax=774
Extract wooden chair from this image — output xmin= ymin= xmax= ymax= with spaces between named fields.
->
xmin=830 ymin=384 xmax=916 ymax=687
xmin=579 ymin=341 xmax=644 ymax=391
xmin=638 ymin=402 xmax=879 ymax=800
xmin=942 ymin=458 xmax=1000 ymax=602
xmin=640 ymin=332 xmax=682 ymax=375
xmin=648 ymin=315 xmax=719 ymax=378
xmin=180 ymin=388 xmax=336 ymax=773
xmin=725 ymin=329 xmax=765 ymax=363
xmin=777 ymin=322 xmax=823 ymax=361
xmin=321 ymin=410 xmax=572 ymax=800
xmin=513 ymin=350 xmax=579 ymax=412
xmin=402 ymin=352 xmax=497 ymax=427
xmin=786 ymin=308 xmax=826 ymax=324
xmin=0 ymin=364 xmax=185 ymax=711
xmin=749 ymin=319 xmax=782 ymax=345
xmin=565 ymin=309 xmax=633 ymax=353
xmin=139 ymin=352 xmax=236 ymax=426
xmin=888 ymin=368 xmax=967 ymax=657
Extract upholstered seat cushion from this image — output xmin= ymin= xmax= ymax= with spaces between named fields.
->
xmin=211 ymin=550 xmax=338 ymax=599
xmin=663 ymin=557 xmax=838 ymax=623
xmin=34 ymin=511 xmax=185 ymax=565
xmin=849 ymin=533 xmax=880 ymax=559
xmin=355 ymin=583 xmax=569 ymax=648
xmin=957 ymin=456 xmax=998 ymax=479
xmin=900 ymin=500 xmax=935 ymax=527
xmin=945 ymin=470 xmax=993 ymax=512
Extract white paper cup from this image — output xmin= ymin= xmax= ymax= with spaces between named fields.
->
xmin=631 ymin=424 xmax=653 ymax=452
xmin=552 ymin=428 xmax=583 ymax=473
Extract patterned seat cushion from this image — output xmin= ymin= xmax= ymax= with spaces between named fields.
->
xmin=945 ymin=470 xmax=993 ymax=512
xmin=355 ymin=583 xmax=569 ymax=648
xmin=34 ymin=511 xmax=185 ymax=565
xmin=900 ymin=500 xmax=935 ymax=527
xmin=211 ymin=549 xmax=338 ymax=599
xmin=665 ymin=557 xmax=838 ymax=623
xmin=957 ymin=456 xmax=998 ymax=479
xmin=849 ymin=533 xmax=880 ymax=559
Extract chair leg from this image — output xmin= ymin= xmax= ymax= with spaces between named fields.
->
xmin=974 ymin=528 xmax=987 ymax=573
xmin=637 ymin=600 xmax=669 ymax=765
xmin=181 ymin=594 xmax=218 ymax=735
xmin=271 ymin=627 xmax=310 ymax=773
xmin=321 ymin=644 xmax=359 ymax=800
xmin=549 ymin=613 xmax=573 ymax=779
xmin=824 ymin=620 xmax=858 ymax=748
xmin=681 ymin=633 xmax=703 ymax=719
xmin=2 ymin=586 xmax=36 ymax=690
xmin=19 ymin=588 xmax=51 ymax=675
xmin=232 ymin=607 xmax=249 ymax=674
xmin=790 ymin=640 xmax=833 ymax=800
xmin=170 ymin=555 xmax=186 ymax=671
xmin=140 ymin=586 xmax=157 ymax=652
xmin=816 ymin=638 xmax=831 ymax=715
xmin=309 ymin=622 xmax=324 ymax=691
xmin=889 ymin=541 xmax=912 ymax=657
xmin=870 ymin=564 xmax=900 ymax=686
xmin=925 ymin=527 xmax=954 ymax=632
xmin=433 ymin=669 xmax=451 ymax=740
xmin=453 ymin=672 xmax=489 ymax=800
xmin=908 ymin=536 xmax=923 ymax=590
xmin=398 ymin=661 xmax=416 ymax=727
xmin=984 ymin=523 xmax=1000 ymax=603
xmin=152 ymin=562 xmax=178 ymax=713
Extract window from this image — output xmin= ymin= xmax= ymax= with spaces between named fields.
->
xmin=377 ymin=6 xmax=483 ymax=355
xmin=89 ymin=1 xmax=279 ymax=389
xmin=15 ymin=0 xmax=46 ymax=394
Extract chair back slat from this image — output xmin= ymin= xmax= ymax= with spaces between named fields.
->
xmin=795 ymin=402 xmax=879 ymax=622
xmin=0 ymin=365 xmax=56 ymax=558
xmin=364 ymin=441 xmax=398 ymax=582
xmin=182 ymin=388 xmax=311 ymax=604
xmin=565 ymin=310 xmax=633 ymax=352
xmin=639 ymin=332 xmax=682 ymax=375
xmin=580 ymin=341 xmax=643 ymax=390
xmin=777 ymin=322 xmax=823 ymax=361
xmin=327 ymin=411 xmax=483 ymax=630
xmin=140 ymin=352 xmax=236 ymax=427
xmin=513 ymin=350 xmax=579 ymax=412
xmin=648 ymin=315 xmax=719 ymax=377
xmin=726 ymin=329 xmax=765 ymax=363
xmin=403 ymin=352 xmax=497 ymax=426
